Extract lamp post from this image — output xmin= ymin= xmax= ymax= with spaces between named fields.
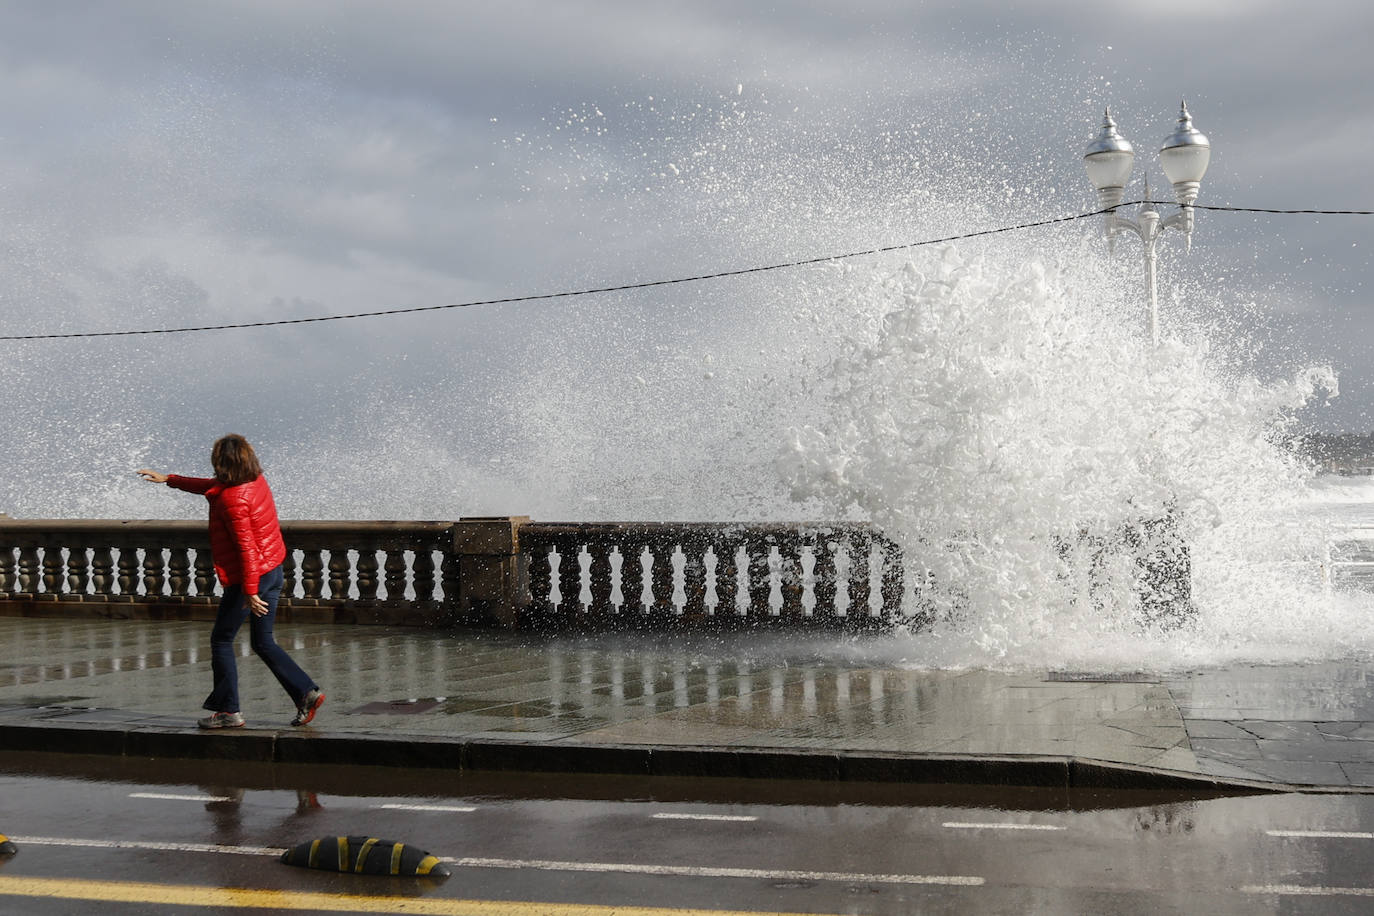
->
xmin=1083 ymin=102 xmax=1212 ymax=347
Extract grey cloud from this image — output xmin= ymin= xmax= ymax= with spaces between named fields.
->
xmin=1 ymin=0 xmax=1372 ymax=521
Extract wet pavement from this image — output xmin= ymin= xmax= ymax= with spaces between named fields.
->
xmin=15 ymin=763 xmax=1374 ymax=914
xmin=2 ymin=617 xmax=1374 ymax=791
xmin=13 ymin=765 xmax=1374 ymax=915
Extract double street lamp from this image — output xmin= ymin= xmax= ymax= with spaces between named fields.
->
xmin=1083 ymin=102 xmax=1212 ymax=347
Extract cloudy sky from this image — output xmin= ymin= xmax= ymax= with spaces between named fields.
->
xmin=1 ymin=1 xmax=1371 ymax=520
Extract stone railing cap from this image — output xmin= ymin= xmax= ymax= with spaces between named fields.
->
xmin=453 ymin=517 xmax=531 ymax=556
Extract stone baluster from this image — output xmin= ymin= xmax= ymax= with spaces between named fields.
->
xmin=17 ymin=547 xmax=39 ymax=594
xmin=551 ymin=543 xmax=570 ymax=620
xmin=747 ymin=541 xmax=772 ymax=619
xmin=91 ymin=547 xmax=114 ymax=597
xmin=328 ymin=549 xmax=352 ymax=600
xmin=167 ymin=547 xmax=191 ymax=598
xmin=411 ymin=549 xmax=436 ymax=604
xmin=142 ymin=548 xmax=166 ymax=598
xmin=299 ymin=549 xmax=324 ymax=601
xmin=193 ymin=549 xmax=216 ymax=598
xmin=383 ymin=549 xmax=407 ymax=602
xmin=811 ymin=538 xmax=839 ymax=622
xmin=439 ymin=551 xmax=460 ymax=609
xmin=636 ymin=539 xmax=658 ymax=619
xmin=281 ymin=551 xmax=297 ymax=602
xmin=569 ymin=544 xmax=588 ymax=612
xmin=117 ymin=548 xmax=140 ymax=597
xmin=907 ymin=567 xmax=935 ymax=631
xmin=42 ymin=547 xmax=64 ymax=596
xmin=619 ymin=543 xmax=645 ymax=615
xmin=847 ymin=536 xmax=872 ymax=621
xmin=880 ymin=538 xmax=905 ymax=622
xmin=587 ymin=537 xmax=614 ymax=620
xmin=682 ymin=540 xmax=709 ymax=619
xmin=715 ymin=542 xmax=740 ymax=616
xmin=0 ymin=547 xmax=17 ymax=593
xmin=526 ymin=543 xmax=555 ymax=618
xmin=778 ymin=534 xmax=805 ymax=620
xmin=648 ymin=535 xmax=676 ymax=622
xmin=356 ymin=549 xmax=380 ymax=601
xmin=66 ymin=548 xmax=91 ymax=598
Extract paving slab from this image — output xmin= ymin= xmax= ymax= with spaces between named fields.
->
xmin=1 ymin=617 xmax=1373 ymax=791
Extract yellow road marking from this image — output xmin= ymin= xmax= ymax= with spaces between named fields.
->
xmin=0 ymin=876 xmax=838 ymax=915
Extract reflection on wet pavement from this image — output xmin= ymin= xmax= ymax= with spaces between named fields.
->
xmin=0 ymin=619 xmax=1195 ymax=771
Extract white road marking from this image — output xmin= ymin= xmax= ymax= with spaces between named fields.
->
xmin=128 ymin=792 xmax=238 ymax=803
xmin=13 ymin=836 xmax=284 ymax=856
xmin=1267 ymin=829 xmax=1374 ymax=840
xmin=943 ymin=822 xmax=1064 ymax=831
xmin=1243 ymin=884 xmax=1374 ymax=897
xmin=447 ymin=856 xmax=984 ymax=887
xmin=130 ymin=794 xmax=480 ymax=814
xmin=652 ymin=813 xmax=758 ymax=822
xmin=13 ymin=835 xmax=984 ymax=887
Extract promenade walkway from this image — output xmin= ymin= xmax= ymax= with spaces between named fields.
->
xmin=3 ymin=617 xmax=1372 ymax=792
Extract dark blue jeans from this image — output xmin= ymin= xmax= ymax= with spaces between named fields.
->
xmin=204 ymin=565 xmax=316 ymax=714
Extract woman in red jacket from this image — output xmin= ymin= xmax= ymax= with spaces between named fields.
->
xmin=138 ymin=435 xmax=324 ymax=729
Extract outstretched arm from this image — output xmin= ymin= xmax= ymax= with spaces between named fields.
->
xmin=138 ymin=470 xmax=215 ymax=493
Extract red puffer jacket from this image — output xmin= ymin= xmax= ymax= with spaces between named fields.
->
xmin=166 ymin=474 xmax=288 ymax=595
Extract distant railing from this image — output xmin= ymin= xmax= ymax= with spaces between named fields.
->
xmin=1324 ymin=527 xmax=1374 ymax=592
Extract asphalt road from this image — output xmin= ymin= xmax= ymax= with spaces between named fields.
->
xmin=2 ymin=752 xmax=1374 ymax=914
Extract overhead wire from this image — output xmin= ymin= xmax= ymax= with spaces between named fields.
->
xmin=2 ymin=202 xmax=1372 ymax=342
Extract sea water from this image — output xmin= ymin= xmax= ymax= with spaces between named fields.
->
xmin=770 ymin=244 xmax=1371 ymax=669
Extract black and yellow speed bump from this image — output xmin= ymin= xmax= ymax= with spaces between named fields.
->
xmin=0 ymin=834 xmax=15 ymax=856
xmin=280 ymin=836 xmax=449 ymax=877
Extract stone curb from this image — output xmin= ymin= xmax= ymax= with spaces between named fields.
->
xmin=0 ymin=718 xmax=1287 ymax=795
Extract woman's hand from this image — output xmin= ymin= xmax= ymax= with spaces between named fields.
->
xmin=136 ymin=469 xmax=168 ymax=484
xmin=246 ymin=593 xmax=269 ymax=617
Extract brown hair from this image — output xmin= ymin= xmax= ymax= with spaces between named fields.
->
xmin=211 ymin=434 xmax=264 ymax=486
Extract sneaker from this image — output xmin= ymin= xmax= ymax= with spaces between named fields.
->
xmin=198 ymin=711 xmax=245 ymax=729
xmin=292 ymin=689 xmax=325 ymax=727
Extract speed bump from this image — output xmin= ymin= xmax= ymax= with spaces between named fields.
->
xmin=280 ymin=836 xmax=449 ymax=877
